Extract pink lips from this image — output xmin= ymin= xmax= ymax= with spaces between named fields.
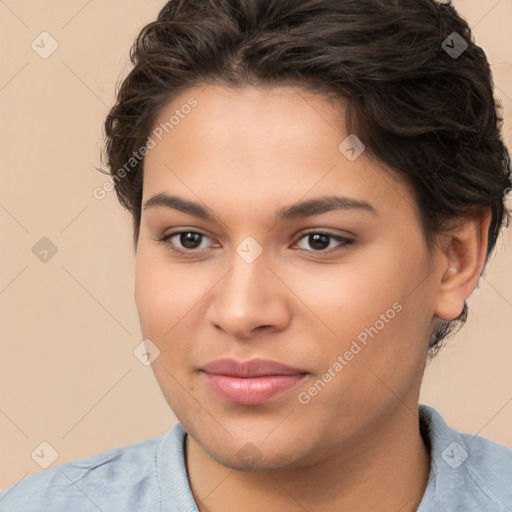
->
xmin=201 ymin=358 xmax=308 ymax=405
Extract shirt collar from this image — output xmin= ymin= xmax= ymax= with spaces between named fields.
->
xmin=157 ymin=405 xmax=509 ymax=511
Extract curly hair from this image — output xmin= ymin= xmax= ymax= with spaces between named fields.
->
xmin=101 ymin=0 xmax=511 ymax=355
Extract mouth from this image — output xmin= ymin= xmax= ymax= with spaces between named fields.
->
xmin=200 ymin=358 xmax=308 ymax=405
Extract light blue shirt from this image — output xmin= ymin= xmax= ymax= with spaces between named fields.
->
xmin=1 ymin=405 xmax=511 ymax=511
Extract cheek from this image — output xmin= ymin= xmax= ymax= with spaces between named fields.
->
xmin=134 ymin=245 xmax=206 ymax=338
xmin=294 ymin=295 xmax=429 ymax=437
xmin=134 ymin=246 xmax=204 ymax=411
xmin=297 ymin=241 xmax=432 ymax=395
xmin=293 ymin=253 xmax=405 ymax=344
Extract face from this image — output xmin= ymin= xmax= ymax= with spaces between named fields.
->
xmin=135 ymin=84 xmax=439 ymax=471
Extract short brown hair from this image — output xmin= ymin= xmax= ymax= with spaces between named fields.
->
xmin=102 ymin=0 xmax=511 ymax=354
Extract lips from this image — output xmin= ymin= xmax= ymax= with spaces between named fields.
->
xmin=202 ymin=358 xmax=306 ymax=377
xmin=201 ymin=358 xmax=308 ymax=405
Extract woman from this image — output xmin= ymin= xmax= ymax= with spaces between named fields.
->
xmin=2 ymin=0 xmax=511 ymax=510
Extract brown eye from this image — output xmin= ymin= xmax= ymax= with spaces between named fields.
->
xmin=157 ymin=231 xmax=212 ymax=253
xmin=308 ymin=234 xmax=330 ymax=250
xmin=294 ymin=231 xmax=353 ymax=253
xmin=179 ymin=232 xmax=203 ymax=249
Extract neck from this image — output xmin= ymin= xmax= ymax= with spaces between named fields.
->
xmin=186 ymin=405 xmax=431 ymax=512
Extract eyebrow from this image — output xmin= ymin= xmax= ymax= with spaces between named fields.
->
xmin=143 ymin=194 xmax=217 ymax=220
xmin=143 ymin=193 xmax=377 ymax=221
xmin=275 ymin=195 xmax=377 ymax=220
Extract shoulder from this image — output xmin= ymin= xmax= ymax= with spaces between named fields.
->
xmin=458 ymin=427 xmax=512 ymax=506
xmin=419 ymin=405 xmax=512 ymax=511
xmin=0 ymin=430 xmax=172 ymax=512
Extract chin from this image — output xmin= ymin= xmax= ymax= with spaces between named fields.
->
xmin=207 ymin=443 xmax=304 ymax=473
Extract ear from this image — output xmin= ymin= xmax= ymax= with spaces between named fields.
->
xmin=434 ymin=210 xmax=492 ymax=321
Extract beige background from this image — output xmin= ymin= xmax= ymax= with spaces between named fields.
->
xmin=1 ymin=0 xmax=511 ymax=490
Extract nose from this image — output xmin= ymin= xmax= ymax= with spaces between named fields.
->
xmin=205 ymin=250 xmax=291 ymax=340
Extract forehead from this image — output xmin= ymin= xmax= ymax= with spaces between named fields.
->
xmin=146 ymin=84 xmax=346 ymax=168
xmin=142 ymin=84 xmax=415 ymax=222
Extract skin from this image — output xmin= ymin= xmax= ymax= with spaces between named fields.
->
xmin=134 ymin=84 xmax=491 ymax=511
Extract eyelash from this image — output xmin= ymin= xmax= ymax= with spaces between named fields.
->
xmin=155 ymin=230 xmax=354 ymax=257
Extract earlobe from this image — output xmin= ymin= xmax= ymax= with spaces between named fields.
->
xmin=435 ymin=295 xmax=465 ymax=321
xmin=433 ymin=211 xmax=491 ymax=321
